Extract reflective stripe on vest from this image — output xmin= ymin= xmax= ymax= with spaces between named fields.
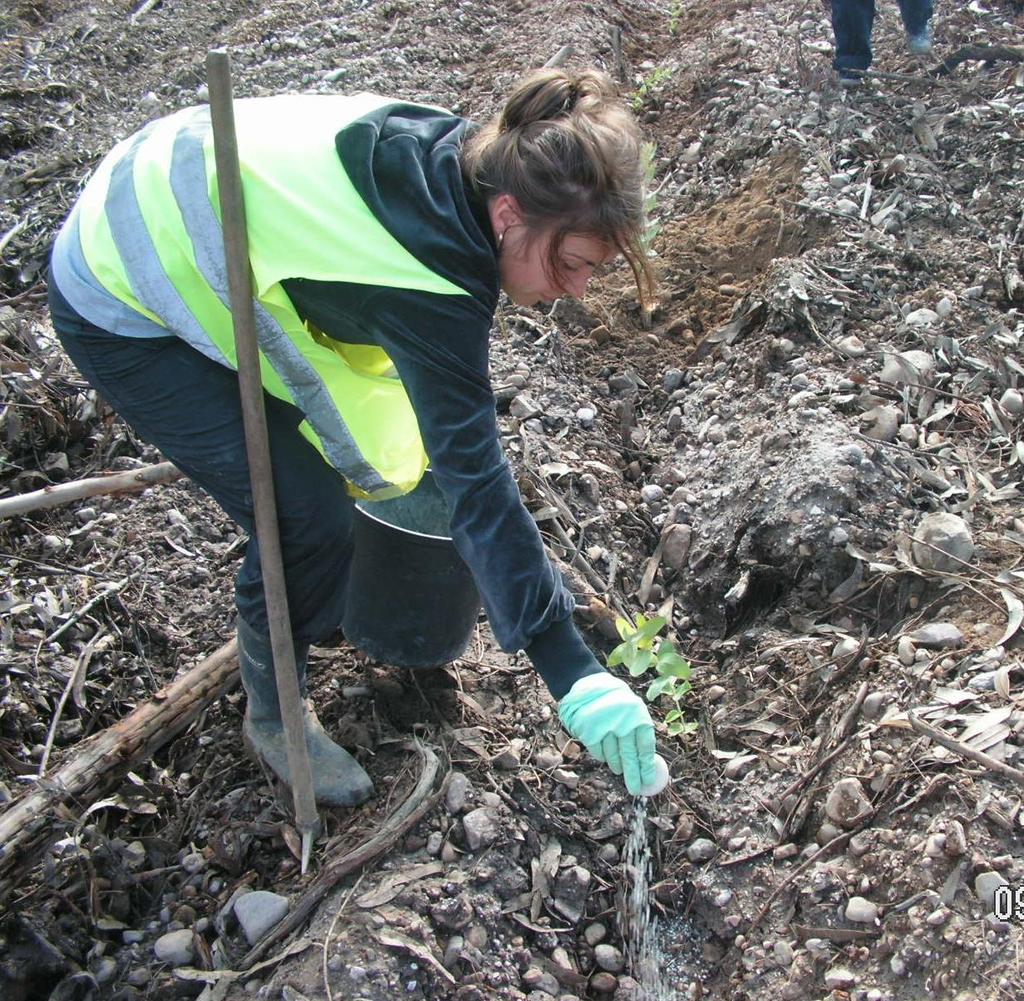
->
xmin=74 ymin=96 xmax=470 ymax=499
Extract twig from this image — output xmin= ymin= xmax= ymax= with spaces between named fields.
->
xmin=130 ymin=0 xmax=162 ymax=21
xmin=544 ymin=45 xmax=574 ymax=69
xmin=44 ymin=578 xmax=129 ymax=644
xmin=0 ymin=461 xmax=184 ymax=519
xmin=37 ymin=630 xmax=107 ymax=778
xmin=907 ymin=712 xmax=1024 ymax=788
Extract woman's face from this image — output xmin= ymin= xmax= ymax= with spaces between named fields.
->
xmin=489 ymin=195 xmax=616 ymax=307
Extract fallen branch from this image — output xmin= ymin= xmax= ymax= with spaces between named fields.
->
xmin=238 ymin=740 xmax=444 ymax=969
xmin=907 ymin=711 xmax=1024 ymax=788
xmin=0 ymin=461 xmax=184 ymax=519
xmin=932 ymin=44 xmax=1024 ymax=78
xmin=0 ymin=639 xmax=239 ymax=892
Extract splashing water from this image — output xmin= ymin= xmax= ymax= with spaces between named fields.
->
xmin=620 ymin=799 xmax=677 ymax=1000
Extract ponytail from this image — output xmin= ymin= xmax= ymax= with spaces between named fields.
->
xmin=462 ymin=68 xmax=656 ymax=309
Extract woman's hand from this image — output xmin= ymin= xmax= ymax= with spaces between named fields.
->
xmin=557 ymin=673 xmax=657 ymax=795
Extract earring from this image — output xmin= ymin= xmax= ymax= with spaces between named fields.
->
xmin=497 ymin=229 xmax=505 ymax=251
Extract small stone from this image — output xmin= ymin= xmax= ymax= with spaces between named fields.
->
xmin=998 ymin=388 xmax=1023 ymax=415
xmin=663 ymin=368 xmax=684 ymax=392
xmin=862 ymin=692 xmax=890 ymax=719
xmin=912 ymin=513 xmax=974 ymax=572
xmin=836 ymin=335 xmax=866 ymax=357
xmin=774 ymin=939 xmax=794 ymax=966
xmin=153 ymin=929 xmax=195 ymax=967
xmin=445 ymin=771 xmax=473 ymax=813
xmin=897 ymin=635 xmax=916 ymax=665
xmin=522 ymin=967 xmax=560 ymax=995
xmin=462 ymin=808 xmax=500 ymax=850
xmin=640 ymin=484 xmax=665 ymax=504
xmin=723 ymin=755 xmax=756 ymax=780
xmin=880 ymin=349 xmax=935 ymax=385
xmin=824 ymin=967 xmax=857 ymax=990
xmin=590 ymin=971 xmax=618 ymax=992
xmin=845 ymin=896 xmax=878 ymax=923
xmin=825 ymin=777 xmax=871 ymax=829
xmin=904 ymin=307 xmax=940 ymax=326
xmin=706 ymin=685 xmax=726 ymax=702
xmin=584 ymin=922 xmax=607 ymax=946
xmin=861 ymin=404 xmax=900 ymax=442
xmin=906 ymin=622 xmax=963 ymax=649
xmin=234 ymin=891 xmax=289 ymax=946
xmin=661 ymin=523 xmax=692 ymax=570
xmin=93 ymin=957 xmax=117 ymax=983
xmin=576 ymin=406 xmax=597 ymax=427
xmin=974 ymin=871 xmax=1009 ymax=911
xmin=510 ymin=393 xmax=542 ymax=418
xmin=553 ymin=865 xmax=592 ymax=924
xmin=126 ymin=967 xmax=151 ymax=987
xmin=494 ymin=747 xmax=521 ymax=770
xmin=944 ymin=820 xmax=967 ymax=856
xmin=686 ymin=838 xmax=717 ymax=862
xmin=594 ymin=944 xmax=625 ymax=972
xmin=551 ymin=768 xmax=579 ymax=789
xmin=534 ymin=748 xmax=563 ymax=770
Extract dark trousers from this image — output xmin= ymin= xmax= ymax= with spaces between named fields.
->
xmin=48 ymin=279 xmax=355 ymax=644
xmin=831 ymin=0 xmax=934 ymax=73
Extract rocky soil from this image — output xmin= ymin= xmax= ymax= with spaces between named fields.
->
xmin=1 ymin=1 xmax=1023 ymax=1000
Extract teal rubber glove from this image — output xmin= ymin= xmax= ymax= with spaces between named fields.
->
xmin=558 ymin=673 xmax=657 ymax=795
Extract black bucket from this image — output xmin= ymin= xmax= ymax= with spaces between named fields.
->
xmin=342 ymin=471 xmax=481 ymax=668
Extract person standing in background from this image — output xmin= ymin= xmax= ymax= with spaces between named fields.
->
xmin=830 ymin=0 xmax=934 ymax=85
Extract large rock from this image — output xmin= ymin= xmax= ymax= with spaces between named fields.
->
xmin=911 ymin=513 xmax=974 ymax=572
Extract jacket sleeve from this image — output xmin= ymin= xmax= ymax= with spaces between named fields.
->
xmin=282 ymin=277 xmax=604 ymax=699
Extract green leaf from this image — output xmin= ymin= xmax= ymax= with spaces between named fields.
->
xmin=607 ymin=642 xmax=627 ymax=667
xmin=614 ymin=616 xmax=634 ymax=641
xmin=664 ymin=708 xmax=682 ymax=723
xmin=627 ymin=649 xmax=654 ymax=677
xmin=647 ymin=675 xmax=677 ymax=700
xmin=634 ymin=616 xmax=666 ymax=647
xmin=655 ymin=648 xmax=691 ymax=679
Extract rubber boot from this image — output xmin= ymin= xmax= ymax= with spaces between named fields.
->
xmin=237 ymin=617 xmax=374 ymax=807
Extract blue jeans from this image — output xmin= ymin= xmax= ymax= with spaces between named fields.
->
xmin=831 ymin=0 xmax=934 ymax=73
xmin=48 ymin=277 xmax=356 ymax=644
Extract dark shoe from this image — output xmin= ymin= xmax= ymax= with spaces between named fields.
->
xmin=838 ymin=71 xmax=862 ymax=88
xmin=237 ymin=618 xmax=374 ymax=808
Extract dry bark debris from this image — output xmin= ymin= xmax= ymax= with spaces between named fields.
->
xmin=2 ymin=1 xmax=1024 ymax=1000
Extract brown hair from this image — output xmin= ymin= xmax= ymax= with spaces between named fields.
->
xmin=462 ymin=68 xmax=656 ymax=309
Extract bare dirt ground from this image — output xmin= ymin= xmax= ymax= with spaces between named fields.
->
xmin=2 ymin=2 xmax=1024 ymax=1000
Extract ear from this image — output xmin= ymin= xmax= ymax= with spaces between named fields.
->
xmin=488 ymin=193 xmax=523 ymax=242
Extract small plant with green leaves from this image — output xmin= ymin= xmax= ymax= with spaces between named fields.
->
xmin=668 ymin=0 xmax=683 ymax=35
xmin=639 ymin=140 xmax=661 ymax=258
xmin=606 ymin=614 xmax=697 ymax=737
xmin=631 ymin=65 xmax=673 ymax=111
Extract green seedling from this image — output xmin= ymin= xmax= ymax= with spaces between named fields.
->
xmin=668 ymin=0 xmax=683 ymax=35
xmin=631 ymin=65 xmax=673 ymax=111
xmin=607 ymin=614 xmax=697 ymax=737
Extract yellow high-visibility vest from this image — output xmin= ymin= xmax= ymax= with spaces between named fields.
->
xmin=75 ymin=94 xmax=471 ymax=499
